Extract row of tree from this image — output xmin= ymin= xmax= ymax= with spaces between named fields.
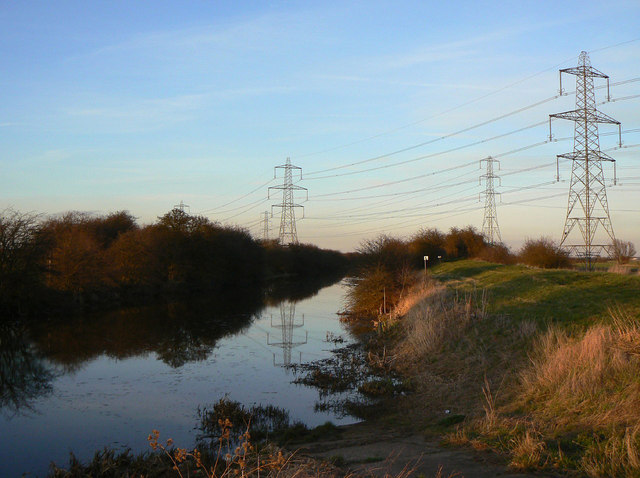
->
xmin=0 ymin=208 xmax=348 ymax=318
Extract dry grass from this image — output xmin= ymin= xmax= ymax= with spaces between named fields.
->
xmin=394 ymin=261 xmax=640 ymax=476
xmin=393 ymin=283 xmax=484 ymax=360
xmin=519 ymin=309 xmax=640 ymax=431
xmin=508 ymin=430 xmax=546 ymax=470
xmin=580 ymin=426 xmax=640 ymax=478
xmin=390 ymin=280 xmax=536 ymax=424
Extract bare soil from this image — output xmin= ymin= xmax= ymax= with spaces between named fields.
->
xmin=296 ymin=422 xmax=562 ymax=478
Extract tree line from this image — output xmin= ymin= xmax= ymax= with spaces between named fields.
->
xmin=0 ymin=208 xmax=348 ymax=319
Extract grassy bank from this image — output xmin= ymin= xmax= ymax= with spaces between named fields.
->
xmin=377 ymin=260 xmax=640 ymax=476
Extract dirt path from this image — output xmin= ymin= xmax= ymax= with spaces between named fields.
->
xmin=296 ymin=422 xmax=561 ymax=477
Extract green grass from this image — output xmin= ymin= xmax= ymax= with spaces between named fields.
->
xmin=431 ymin=259 xmax=640 ymax=327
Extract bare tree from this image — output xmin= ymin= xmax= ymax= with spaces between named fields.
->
xmin=612 ymin=239 xmax=637 ymax=264
xmin=0 ymin=209 xmax=47 ymax=307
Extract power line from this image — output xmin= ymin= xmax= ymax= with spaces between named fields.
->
xmin=197 ymin=177 xmax=275 ymax=214
xmin=302 ymin=78 xmax=638 ymax=178
xmin=294 ymin=54 xmax=585 ymax=162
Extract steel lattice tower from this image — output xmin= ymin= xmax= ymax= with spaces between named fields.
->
xmin=480 ymin=157 xmax=502 ymax=245
xmin=262 ymin=211 xmax=270 ymax=240
xmin=268 ymin=157 xmax=307 ymax=245
xmin=549 ymin=51 xmax=622 ymax=270
xmin=267 ymin=302 xmax=307 ymax=367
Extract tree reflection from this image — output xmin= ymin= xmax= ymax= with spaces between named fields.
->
xmin=2 ymin=275 xmax=344 ymax=416
xmin=0 ymin=322 xmax=57 ymax=416
xmin=28 ymin=287 xmax=265 ymax=370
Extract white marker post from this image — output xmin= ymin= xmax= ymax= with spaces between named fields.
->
xmin=424 ymin=255 xmax=429 ymax=278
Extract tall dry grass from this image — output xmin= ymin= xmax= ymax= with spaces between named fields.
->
xmin=395 ymin=285 xmax=474 ymax=359
xmin=520 ymin=309 xmax=640 ymax=430
xmin=390 ymin=281 xmax=538 ymax=421
xmin=509 ymin=308 xmax=640 ymax=476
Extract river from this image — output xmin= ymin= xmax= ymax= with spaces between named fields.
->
xmin=0 ymin=279 xmax=357 ymax=477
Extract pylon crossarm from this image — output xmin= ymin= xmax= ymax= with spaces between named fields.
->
xmin=591 ymin=110 xmax=621 ymax=126
xmin=560 ymin=66 xmax=609 ymax=79
xmin=551 ymin=109 xmax=620 ymax=126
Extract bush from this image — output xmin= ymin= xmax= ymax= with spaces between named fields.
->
xmin=408 ymin=228 xmax=446 ymax=266
xmin=518 ymin=237 xmax=570 ymax=269
xmin=478 ymin=243 xmax=516 ymax=265
xmin=347 ymin=235 xmax=415 ymax=317
xmin=444 ymin=226 xmax=487 ymax=259
xmin=356 ymin=235 xmax=413 ymax=273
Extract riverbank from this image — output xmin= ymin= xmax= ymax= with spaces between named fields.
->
xmin=335 ymin=259 xmax=640 ymax=476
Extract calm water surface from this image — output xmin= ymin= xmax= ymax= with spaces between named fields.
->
xmin=0 ymin=280 xmax=356 ymax=477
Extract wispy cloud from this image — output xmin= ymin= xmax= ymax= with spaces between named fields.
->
xmin=67 ymin=93 xmax=209 ymax=120
xmin=314 ymin=74 xmax=494 ymax=91
xmin=369 ymin=17 xmax=582 ymax=72
xmin=72 ymin=10 xmax=320 ymax=62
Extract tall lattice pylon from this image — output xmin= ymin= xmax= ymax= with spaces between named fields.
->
xmin=266 ymin=302 xmax=307 ymax=368
xmin=480 ymin=157 xmax=502 ymax=245
xmin=261 ymin=211 xmax=270 ymax=241
xmin=268 ymin=157 xmax=308 ymax=245
xmin=549 ymin=51 xmax=622 ymax=270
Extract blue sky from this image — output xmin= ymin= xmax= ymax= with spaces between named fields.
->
xmin=1 ymin=0 xmax=639 ymax=251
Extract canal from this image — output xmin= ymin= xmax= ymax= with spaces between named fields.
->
xmin=0 ymin=279 xmax=357 ymax=477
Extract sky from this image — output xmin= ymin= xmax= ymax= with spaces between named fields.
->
xmin=1 ymin=0 xmax=639 ymax=252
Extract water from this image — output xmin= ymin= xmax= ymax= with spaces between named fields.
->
xmin=0 ymin=280 xmax=356 ymax=477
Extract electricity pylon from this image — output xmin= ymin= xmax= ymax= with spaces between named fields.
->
xmin=267 ymin=302 xmax=307 ymax=368
xmin=549 ymin=51 xmax=622 ymax=270
xmin=173 ymin=200 xmax=189 ymax=212
xmin=268 ymin=157 xmax=308 ymax=245
xmin=480 ymin=157 xmax=502 ymax=245
xmin=261 ymin=211 xmax=270 ymax=240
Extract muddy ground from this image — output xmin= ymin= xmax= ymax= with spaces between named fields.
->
xmin=296 ymin=421 xmax=561 ymax=478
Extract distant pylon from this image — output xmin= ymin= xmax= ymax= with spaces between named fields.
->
xmin=173 ymin=200 xmax=189 ymax=212
xmin=480 ymin=157 xmax=502 ymax=245
xmin=266 ymin=301 xmax=307 ymax=368
xmin=268 ymin=157 xmax=308 ymax=245
xmin=262 ymin=211 xmax=270 ymax=240
xmin=549 ymin=51 xmax=621 ymax=270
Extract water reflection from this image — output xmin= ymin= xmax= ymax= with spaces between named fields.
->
xmin=0 ymin=322 xmax=58 ymax=417
xmin=27 ymin=291 xmax=264 ymax=372
xmin=267 ymin=302 xmax=307 ymax=367
xmin=0 ymin=276 xmax=344 ymax=416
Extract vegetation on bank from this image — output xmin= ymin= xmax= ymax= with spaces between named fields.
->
xmin=0 ymin=208 xmax=348 ymax=319
xmin=333 ymin=224 xmax=640 ymax=476
xmin=345 ymin=253 xmax=640 ymax=476
xmin=49 ymin=398 xmax=345 ymax=478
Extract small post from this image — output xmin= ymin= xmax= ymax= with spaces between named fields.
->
xmin=424 ymin=255 xmax=429 ymax=279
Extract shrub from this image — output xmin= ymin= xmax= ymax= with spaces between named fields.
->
xmin=356 ymin=235 xmax=413 ymax=273
xmin=518 ymin=237 xmax=570 ymax=269
xmin=408 ymin=228 xmax=446 ymax=266
xmin=444 ymin=226 xmax=487 ymax=259
xmin=477 ymin=243 xmax=515 ymax=264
